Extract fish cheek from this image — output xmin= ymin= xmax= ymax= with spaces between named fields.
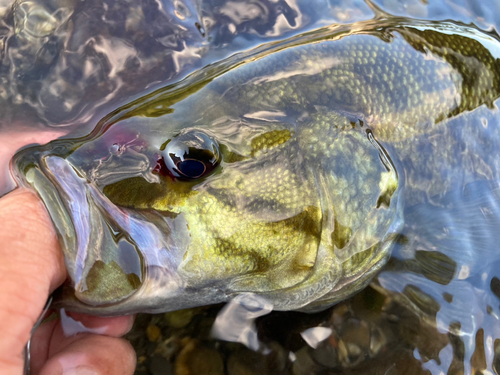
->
xmin=177 ymin=148 xmax=322 ymax=292
xmin=178 ymin=201 xmax=322 ymax=292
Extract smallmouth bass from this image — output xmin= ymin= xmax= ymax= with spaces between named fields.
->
xmin=13 ymin=20 xmax=500 ymax=315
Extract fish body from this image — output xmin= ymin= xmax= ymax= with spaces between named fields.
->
xmin=13 ymin=20 xmax=500 ymax=315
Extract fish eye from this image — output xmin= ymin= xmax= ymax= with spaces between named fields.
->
xmin=159 ymin=131 xmax=220 ymax=179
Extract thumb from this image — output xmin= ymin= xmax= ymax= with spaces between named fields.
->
xmin=0 ymin=188 xmax=66 ymax=373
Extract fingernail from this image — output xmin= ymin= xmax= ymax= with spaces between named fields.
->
xmin=62 ymin=366 xmax=99 ymax=375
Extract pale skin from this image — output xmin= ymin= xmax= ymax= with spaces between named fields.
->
xmin=0 ymin=189 xmax=137 ymax=375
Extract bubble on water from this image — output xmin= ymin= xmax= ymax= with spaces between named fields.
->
xmin=482 ymin=117 xmax=488 ymax=128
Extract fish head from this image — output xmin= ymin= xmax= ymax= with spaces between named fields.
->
xmin=13 ymin=104 xmax=402 ymax=315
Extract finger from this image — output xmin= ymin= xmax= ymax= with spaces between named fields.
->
xmin=31 ymin=312 xmax=134 ymax=374
xmin=44 ymin=312 xmax=135 ymax=356
xmin=30 ymin=314 xmax=136 ymax=375
xmin=30 ymin=318 xmax=58 ymax=375
xmin=64 ymin=312 xmax=136 ymax=337
xmin=0 ymin=189 xmax=66 ymax=372
xmin=38 ymin=334 xmax=136 ymax=375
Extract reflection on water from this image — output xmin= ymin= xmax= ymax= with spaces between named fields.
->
xmin=211 ymin=293 xmax=273 ymax=352
xmin=2 ymin=0 xmax=500 ymax=374
xmin=1 ymin=0 xmax=499 ymax=131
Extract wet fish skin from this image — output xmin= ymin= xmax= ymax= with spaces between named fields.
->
xmin=13 ymin=21 xmax=500 ymax=315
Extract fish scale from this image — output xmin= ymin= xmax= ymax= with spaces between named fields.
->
xmin=215 ymin=34 xmax=460 ymax=142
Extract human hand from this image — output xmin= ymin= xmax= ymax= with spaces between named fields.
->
xmin=0 ymin=189 xmax=137 ymax=375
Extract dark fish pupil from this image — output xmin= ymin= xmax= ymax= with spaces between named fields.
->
xmin=177 ymin=159 xmax=206 ymax=178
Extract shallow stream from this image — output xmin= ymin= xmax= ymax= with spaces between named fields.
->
xmin=2 ymin=1 xmax=500 ymax=374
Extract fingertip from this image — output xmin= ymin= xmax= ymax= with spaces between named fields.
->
xmin=39 ymin=335 xmax=136 ymax=375
xmin=65 ymin=312 xmax=136 ymax=337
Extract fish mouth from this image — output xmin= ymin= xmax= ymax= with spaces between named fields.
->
xmin=15 ymin=152 xmax=227 ymax=315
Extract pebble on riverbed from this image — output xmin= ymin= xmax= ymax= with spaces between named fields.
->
xmin=126 ymin=285 xmax=485 ymax=375
xmin=175 ymin=339 xmax=224 ymax=375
